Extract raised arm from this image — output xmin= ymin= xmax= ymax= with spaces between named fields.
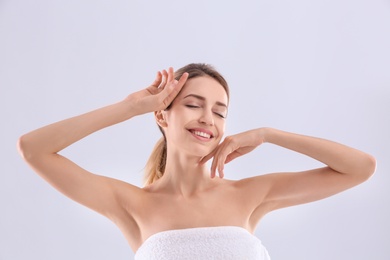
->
xmin=260 ymin=128 xmax=376 ymax=206
xmin=17 ymin=68 xmax=188 ymax=220
xmin=201 ymin=127 xmax=376 ymax=227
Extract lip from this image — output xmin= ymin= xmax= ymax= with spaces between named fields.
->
xmin=187 ymin=128 xmax=215 ymax=141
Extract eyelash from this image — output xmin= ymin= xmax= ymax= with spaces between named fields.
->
xmin=185 ymin=105 xmax=225 ymax=119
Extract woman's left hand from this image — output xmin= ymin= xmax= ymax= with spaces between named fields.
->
xmin=200 ymin=128 xmax=267 ymax=178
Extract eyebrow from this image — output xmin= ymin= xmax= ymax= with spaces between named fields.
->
xmin=183 ymin=94 xmax=228 ymax=108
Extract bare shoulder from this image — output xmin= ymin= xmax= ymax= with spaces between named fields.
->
xmin=228 ymin=167 xmax=371 ymax=229
xmin=233 ymin=174 xmax=273 ymax=198
xmin=109 ymin=177 xmax=146 ymax=208
xmin=228 ymin=173 xmax=287 ymax=228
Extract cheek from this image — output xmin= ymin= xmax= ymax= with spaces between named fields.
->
xmin=164 ymin=112 xmax=187 ymax=136
xmin=218 ymin=121 xmax=226 ymax=134
xmin=214 ymin=123 xmax=225 ymax=143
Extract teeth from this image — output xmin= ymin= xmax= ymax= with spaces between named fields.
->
xmin=192 ymin=130 xmax=211 ymax=139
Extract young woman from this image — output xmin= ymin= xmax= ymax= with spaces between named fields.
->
xmin=18 ymin=63 xmax=376 ymax=259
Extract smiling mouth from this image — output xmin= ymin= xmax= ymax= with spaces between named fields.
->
xmin=188 ymin=129 xmax=213 ymax=139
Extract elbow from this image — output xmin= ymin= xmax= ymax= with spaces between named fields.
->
xmin=367 ymin=154 xmax=377 ymax=177
xmin=17 ymin=134 xmax=35 ymax=161
xmin=360 ymin=154 xmax=377 ymax=181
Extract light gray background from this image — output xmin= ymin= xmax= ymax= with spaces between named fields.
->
xmin=1 ymin=1 xmax=389 ymax=259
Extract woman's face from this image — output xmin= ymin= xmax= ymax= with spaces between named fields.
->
xmin=161 ymin=76 xmax=228 ymax=157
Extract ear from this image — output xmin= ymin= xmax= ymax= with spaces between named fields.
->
xmin=154 ymin=110 xmax=168 ymax=127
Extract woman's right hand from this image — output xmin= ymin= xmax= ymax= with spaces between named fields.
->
xmin=126 ymin=67 xmax=189 ymax=115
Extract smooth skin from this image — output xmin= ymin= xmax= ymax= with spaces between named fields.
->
xmin=18 ymin=67 xmax=376 ymax=253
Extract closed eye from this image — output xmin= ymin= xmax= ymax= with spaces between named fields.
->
xmin=186 ymin=105 xmax=226 ymax=118
xmin=214 ymin=112 xmax=226 ymax=119
xmin=185 ymin=105 xmax=200 ymax=108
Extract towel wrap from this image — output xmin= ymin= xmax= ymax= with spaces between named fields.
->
xmin=135 ymin=226 xmax=271 ymax=260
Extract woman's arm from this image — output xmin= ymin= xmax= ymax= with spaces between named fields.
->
xmin=17 ymin=68 xmax=188 ymax=220
xmin=264 ymin=128 xmax=376 ymax=179
xmin=259 ymin=128 xmax=376 ymax=205
xmin=18 ymin=101 xmax=138 ymax=218
xmin=201 ymin=128 xmax=376 ymax=226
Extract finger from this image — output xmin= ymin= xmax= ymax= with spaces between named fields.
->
xmin=162 ymin=72 xmax=189 ymax=105
xmin=216 ymin=151 xmax=227 ymax=178
xmin=200 ymin=149 xmax=217 ymax=164
xmin=158 ymin=70 xmax=168 ymax=89
xmin=210 ymin=147 xmax=223 ymax=178
xmin=150 ymin=71 xmax=162 ymax=88
xmin=210 ymin=161 xmax=217 ymax=178
xmin=210 ymin=162 xmax=218 ymax=179
xmin=167 ymin=67 xmax=174 ymax=83
xmin=211 ymin=159 xmax=224 ymax=179
xmin=177 ymin=72 xmax=189 ymax=87
xmin=213 ymin=155 xmax=225 ymax=179
xmin=219 ymin=167 xmax=225 ymax=179
xmin=224 ymin=152 xmax=240 ymax=164
xmin=209 ymin=141 xmax=227 ymax=178
xmin=212 ymin=141 xmax=236 ymax=178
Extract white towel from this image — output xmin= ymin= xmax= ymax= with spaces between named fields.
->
xmin=135 ymin=226 xmax=271 ymax=260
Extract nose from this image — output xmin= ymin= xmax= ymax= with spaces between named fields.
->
xmin=199 ymin=109 xmax=214 ymax=126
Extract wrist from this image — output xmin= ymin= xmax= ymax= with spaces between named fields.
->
xmin=119 ymin=97 xmax=144 ymax=119
xmin=259 ymin=127 xmax=275 ymax=144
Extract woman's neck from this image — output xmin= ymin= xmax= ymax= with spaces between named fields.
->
xmin=156 ymin=151 xmax=214 ymax=197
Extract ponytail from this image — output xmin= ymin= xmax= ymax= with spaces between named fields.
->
xmin=144 ymin=137 xmax=167 ymax=185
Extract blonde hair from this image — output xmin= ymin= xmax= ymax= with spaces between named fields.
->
xmin=143 ymin=63 xmax=230 ymax=186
